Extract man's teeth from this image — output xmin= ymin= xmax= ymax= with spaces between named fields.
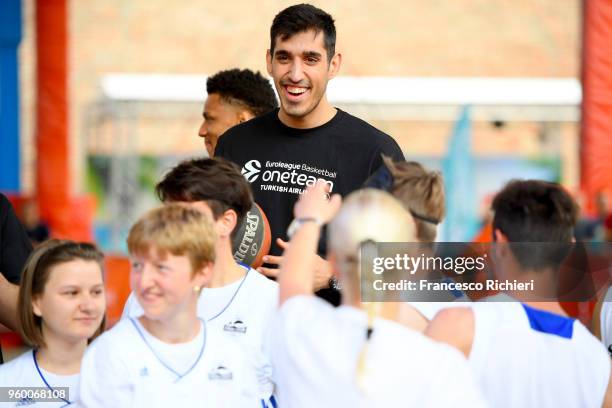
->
xmin=287 ymin=86 xmax=307 ymax=95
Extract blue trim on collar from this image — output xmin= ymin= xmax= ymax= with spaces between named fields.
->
xmin=521 ymin=303 xmax=574 ymax=339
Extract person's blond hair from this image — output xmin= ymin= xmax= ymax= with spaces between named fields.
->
xmin=383 ymin=156 xmax=445 ymax=243
xmin=328 ymin=189 xmax=416 ymax=392
xmin=127 ymin=204 xmax=216 ymax=273
xmin=328 ymin=188 xmax=416 ymax=296
xmin=18 ymin=239 xmax=106 ymax=348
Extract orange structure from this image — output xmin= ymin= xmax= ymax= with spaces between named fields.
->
xmin=35 ymin=0 xmax=93 ymax=241
xmin=580 ymin=0 xmax=612 ymax=212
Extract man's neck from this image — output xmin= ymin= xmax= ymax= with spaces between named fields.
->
xmin=37 ymin=328 xmax=87 ymax=375
xmin=502 ymin=266 xmax=567 ymax=315
xmin=278 ymin=98 xmax=337 ymax=129
xmin=209 ymin=239 xmax=247 ymax=288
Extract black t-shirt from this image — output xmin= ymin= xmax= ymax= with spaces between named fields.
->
xmin=26 ymin=224 xmax=50 ymax=244
xmin=0 ymin=194 xmax=32 ymax=284
xmin=0 ymin=193 xmax=33 ymax=363
xmin=215 ymin=108 xmax=404 ymax=257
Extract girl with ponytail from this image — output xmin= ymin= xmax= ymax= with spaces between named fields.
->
xmin=270 ymin=180 xmax=485 ymax=407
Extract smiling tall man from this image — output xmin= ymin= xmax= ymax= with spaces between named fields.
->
xmin=215 ymin=4 xmax=404 ymax=288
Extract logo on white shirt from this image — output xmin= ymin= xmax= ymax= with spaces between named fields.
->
xmin=224 ymin=320 xmax=247 ymax=334
xmin=208 ymin=365 xmax=233 ymax=380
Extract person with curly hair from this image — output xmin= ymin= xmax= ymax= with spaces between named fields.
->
xmin=198 ymin=68 xmax=278 ymax=157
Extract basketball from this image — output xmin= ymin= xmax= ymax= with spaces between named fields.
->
xmin=231 ymin=202 xmax=272 ymax=269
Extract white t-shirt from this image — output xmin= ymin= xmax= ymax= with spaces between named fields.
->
xmin=270 ymin=295 xmax=487 ymax=408
xmin=122 ymin=267 xmax=278 ymax=401
xmin=0 ymin=350 xmax=79 ymax=408
xmin=470 ymin=295 xmax=610 ymax=408
xmin=600 ymin=286 xmax=612 ymax=356
xmin=78 ymin=318 xmax=263 ymax=407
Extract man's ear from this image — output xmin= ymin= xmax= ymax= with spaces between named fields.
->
xmin=238 ymin=109 xmax=254 ymax=124
xmin=492 ymin=228 xmax=511 ymax=261
xmin=327 ymin=52 xmax=342 ymax=80
xmin=217 ymin=209 xmax=238 ymax=239
xmin=266 ymin=49 xmax=273 ymax=76
xmin=493 ymin=229 xmax=508 ymax=243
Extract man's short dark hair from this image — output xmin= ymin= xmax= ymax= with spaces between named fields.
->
xmin=492 ymin=179 xmax=578 ymax=270
xmin=155 ymin=157 xmax=253 ymax=232
xmin=206 ymin=69 xmax=278 ymax=117
xmin=270 ymin=4 xmax=336 ymax=62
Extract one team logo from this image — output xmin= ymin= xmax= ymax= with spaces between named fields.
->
xmin=241 ymin=160 xmax=261 ymax=182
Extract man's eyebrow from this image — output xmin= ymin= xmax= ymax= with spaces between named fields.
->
xmin=303 ymin=51 xmax=322 ymax=59
xmin=274 ymin=49 xmax=323 ymax=59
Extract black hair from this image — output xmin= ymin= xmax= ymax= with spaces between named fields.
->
xmin=155 ymin=157 xmax=253 ymax=233
xmin=206 ymin=69 xmax=278 ymax=117
xmin=270 ymin=4 xmax=336 ymax=62
xmin=492 ymin=179 xmax=578 ymax=270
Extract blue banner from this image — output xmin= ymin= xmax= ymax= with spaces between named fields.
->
xmin=442 ymin=106 xmax=479 ymax=241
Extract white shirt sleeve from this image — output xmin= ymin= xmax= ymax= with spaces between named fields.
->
xmin=77 ymin=336 xmax=133 ymax=407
